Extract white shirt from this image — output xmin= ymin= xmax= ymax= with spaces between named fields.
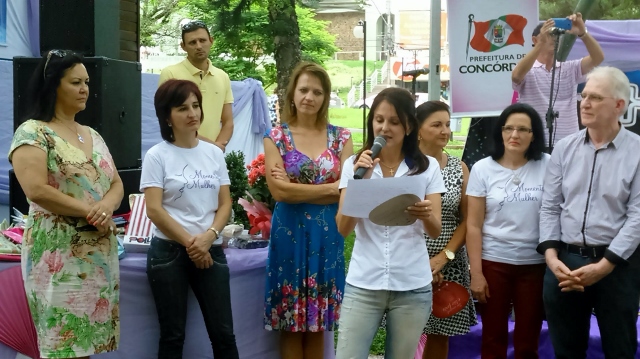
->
xmin=339 ymin=155 xmax=447 ymax=291
xmin=466 ymin=155 xmax=550 ymax=265
xmin=140 ymin=140 xmax=231 ymax=240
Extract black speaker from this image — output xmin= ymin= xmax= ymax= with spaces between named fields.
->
xmin=39 ymin=0 xmax=120 ymax=59
xmin=9 ymin=168 xmax=142 ymax=222
xmin=13 ymin=56 xmax=142 ymax=169
xmin=8 ymin=170 xmax=28 ymax=218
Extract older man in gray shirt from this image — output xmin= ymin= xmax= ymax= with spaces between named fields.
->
xmin=538 ymin=66 xmax=640 ymax=358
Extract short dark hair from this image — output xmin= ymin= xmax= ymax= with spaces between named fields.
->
xmin=355 ymin=87 xmax=430 ymax=176
xmin=490 ymin=103 xmax=546 ymax=161
xmin=154 ymin=79 xmax=204 ymax=142
xmin=181 ymin=20 xmax=211 ymax=43
xmin=24 ymin=50 xmax=84 ymax=123
xmin=532 ymin=23 xmax=544 ymax=37
xmin=416 ymin=100 xmax=451 ymax=127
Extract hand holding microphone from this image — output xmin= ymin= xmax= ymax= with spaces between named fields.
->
xmin=353 ymin=136 xmax=386 ymax=179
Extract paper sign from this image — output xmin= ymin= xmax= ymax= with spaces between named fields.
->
xmin=342 ymin=176 xmax=426 ymax=226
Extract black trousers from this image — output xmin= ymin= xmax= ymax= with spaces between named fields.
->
xmin=146 ymin=238 xmax=239 ymax=359
xmin=543 ymin=247 xmax=640 ymax=359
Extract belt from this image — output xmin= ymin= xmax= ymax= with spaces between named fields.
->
xmin=561 ymin=242 xmax=607 ymax=259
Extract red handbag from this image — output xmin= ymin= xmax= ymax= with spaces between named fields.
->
xmin=431 ymin=281 xmax=470 ymax=318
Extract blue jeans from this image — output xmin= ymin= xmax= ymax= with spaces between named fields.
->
xmin=335 ymin=283 xmax=432 ymax=359
xmin=146 ymin=238 xmax=239 ymax=359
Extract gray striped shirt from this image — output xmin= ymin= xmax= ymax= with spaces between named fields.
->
xmin=539 ymin=125 xmax=640 ymax=263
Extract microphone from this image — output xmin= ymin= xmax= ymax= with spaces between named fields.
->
xmin=550 ymin=27 xmax=567 ymax=35
xmin=354 ymin=136 xmax=387 ymax=180
xmin=402 ymin=68 xmax=430 ymax=77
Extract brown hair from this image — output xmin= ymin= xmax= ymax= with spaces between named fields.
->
xmin=154 ymin=79 xmax=204 ymax=142
xmin=282 ymin=62 xmax=331 ymax=126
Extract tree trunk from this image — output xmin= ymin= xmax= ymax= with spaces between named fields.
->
xmin=268 ymin=0 xmax=301 ymax=115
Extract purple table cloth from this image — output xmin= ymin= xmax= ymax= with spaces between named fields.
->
xmin=0 ymin=248 xmax=336 ymax=359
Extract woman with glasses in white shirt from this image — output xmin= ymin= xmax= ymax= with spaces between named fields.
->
xmin=335 ymin=87 xmax=446 ymax=358
xmin=466 ymin=103 xmax=549 ymax=359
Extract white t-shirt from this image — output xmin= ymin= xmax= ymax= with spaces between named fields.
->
xmin=339 ymin=155 xmax=447 ymax=291
xmin=140 ymin=140 xmax=231 ymax=240
xmin=466 ymin=155 xmax=550 ymax=265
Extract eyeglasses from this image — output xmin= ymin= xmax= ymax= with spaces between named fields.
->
xmin=502 ymin=126 xmax=533 ymax=134
xmin=43 ymin=49 xmax=69 ymax=79
xmin=181 ymin=20 xmax=208 ymax=32
xmin=580 ymin=92 xmax=614 ymax=103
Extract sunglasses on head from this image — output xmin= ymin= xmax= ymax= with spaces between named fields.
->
xmin=181 ymin=20 xmax=207 ymax=32
xmin=43 ymin=49 xmax=69 ymax=79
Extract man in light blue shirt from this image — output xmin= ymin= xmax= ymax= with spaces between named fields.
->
xmin=538 ymin=66 xmax=640 ymax=358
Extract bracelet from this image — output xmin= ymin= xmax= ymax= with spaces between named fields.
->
xmin=578 ymin=28 xmax=588 ymax=38
xmin=207 ymin=227 xmax=220 ymax=239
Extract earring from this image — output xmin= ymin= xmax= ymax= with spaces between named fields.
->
xmin=168 ymin=123 xmax=172 ymax=127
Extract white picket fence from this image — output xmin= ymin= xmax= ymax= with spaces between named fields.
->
xmin=346 ymin=61 xmax=389 ymax=108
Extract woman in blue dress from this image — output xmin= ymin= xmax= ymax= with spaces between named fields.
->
xmin=263 ymin=62 xmax=352 ymax=359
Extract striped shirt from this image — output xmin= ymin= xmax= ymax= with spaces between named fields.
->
xmin=513 ymin=59 xmax=585 ymax=145
xmin=538 ymin=126 xmax=640 ymax=264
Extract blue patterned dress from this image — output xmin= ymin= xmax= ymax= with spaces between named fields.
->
xmin=264 ymin=124 xmax=350 ymax=332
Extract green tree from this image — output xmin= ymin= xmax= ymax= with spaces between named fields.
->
xmin=140 ymin=0 xmax=188 ymax=46
xmin=190 ymin=0 xmax=337 ymax=92
xmin=540 ymin=0 xmax=640 ymax=20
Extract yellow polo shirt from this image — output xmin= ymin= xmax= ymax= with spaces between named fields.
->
xmin=158 ymin=59 xmax=234 ymax=141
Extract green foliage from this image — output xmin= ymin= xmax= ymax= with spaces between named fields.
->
xmin=247 ymin=176 xmax=276 ymax=212
xmin=540 ymin=0 xmax=640 ymax=20
xmin=224 ymin=151 xmax=251 ymax=228
xmin=185 ymin=1 xmax=337 ymax=86
xmin=140 ymin=0 xmax=189 ymax=46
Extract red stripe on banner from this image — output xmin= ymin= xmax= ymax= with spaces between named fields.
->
xmin=471 ymin=20 xmax=492 ymax=52
xmin=127 ymin=196 xmax=144 ymax=236
xmin=505 ymin=14 xmax=527 ymax=46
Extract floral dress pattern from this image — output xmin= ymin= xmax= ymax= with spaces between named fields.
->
xmin=264 ymin=123 xmax=351 ymax=332
xmin=8 ymin=120 xmax=120 ymax=358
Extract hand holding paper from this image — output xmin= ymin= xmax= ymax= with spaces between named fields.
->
xmin=342 ymin=176 xmax=427 ymax=226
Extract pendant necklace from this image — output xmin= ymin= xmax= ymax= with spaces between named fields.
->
xmin=511 ymin=169 xmax=523 ymax=185
xmin=380 ymin=160 xmax=402 ymax=176
xmin=56 ymin=118 xmax=84 ymax=143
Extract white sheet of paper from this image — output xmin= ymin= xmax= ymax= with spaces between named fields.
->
xmin=342 ymin=176 xmax=427 ymax=219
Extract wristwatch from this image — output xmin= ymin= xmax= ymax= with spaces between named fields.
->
xmin=578 ymin=27 xmax=588 ymax=38
xmin=443 ymin=248 xmax=455 ymax=261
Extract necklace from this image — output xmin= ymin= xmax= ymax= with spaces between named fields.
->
xmin=511 ymin=168 xmax=524 ymax=185
xmin=379 ymin=160 xmax=403 ymax=176
xmin=56 ymin=118 xmax=84 ymax=144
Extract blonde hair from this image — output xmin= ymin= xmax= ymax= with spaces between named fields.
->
xmin=282 ymin=62 xmax=331 ymax=126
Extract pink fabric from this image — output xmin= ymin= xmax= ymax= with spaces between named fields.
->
xmin=0 ymin=255 xmax=20 ymax=262
xmin=414 ymin=333 xmax=427 ymax=359
xmin=0 ymin=266 xmax=42 ymax=359
xmin=511 ymin=91 xmax=519 ymax=105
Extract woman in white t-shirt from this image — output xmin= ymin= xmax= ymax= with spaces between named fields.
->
xmin=466 ymin=103 xmax=549 ymax=359
xmin=140 ymin=80 xmax=239 ymax=359
xmin=335 ymin=87 xmax=446 ymax=359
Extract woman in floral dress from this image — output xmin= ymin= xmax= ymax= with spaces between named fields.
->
xmin=8 ymin=50 xmax=123 ymax=358
xmin=263 ymin=62 xmax=352 ymax=359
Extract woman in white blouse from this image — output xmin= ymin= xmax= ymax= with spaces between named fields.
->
xmin=335 ymin=87 xmax=446 ymax=359
xmin=466 ymin=103 xmax=549 ymax=359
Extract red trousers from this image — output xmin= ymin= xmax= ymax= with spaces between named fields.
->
xmin=478 ymin=260 xmax=546 ymax=359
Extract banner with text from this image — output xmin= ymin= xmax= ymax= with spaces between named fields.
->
xmin=447 ymin=0 xmax=538 ymax=116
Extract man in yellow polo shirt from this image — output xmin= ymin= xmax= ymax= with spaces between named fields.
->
xmin=159 ymin=20 xmax=234 ymax=151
